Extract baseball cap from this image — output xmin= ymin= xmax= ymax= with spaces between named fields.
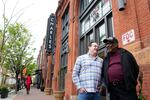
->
xmin=103 ymin=37 xmax=118 ymax=44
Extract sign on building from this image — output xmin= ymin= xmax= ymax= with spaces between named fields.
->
xmin=45 ymin=13 xmax=56 ymax=53
xmin=122 ymin=29 xmax=135 ymax=45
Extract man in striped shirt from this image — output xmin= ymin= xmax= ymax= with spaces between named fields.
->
xmin=72 ymin=41 xmax=103 ymax=100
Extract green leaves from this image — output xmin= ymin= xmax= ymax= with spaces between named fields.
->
xmin=0 ymin=21 xmax=37 ymax=76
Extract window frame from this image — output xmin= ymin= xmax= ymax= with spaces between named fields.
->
xmin=79 ymin=0 xmax=114 ymax=54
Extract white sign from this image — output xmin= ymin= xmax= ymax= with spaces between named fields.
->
xmin=122 ymin=29 xmax=135 ymax=45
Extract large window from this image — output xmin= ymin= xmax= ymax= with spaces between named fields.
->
xmin=80 ymin=0 xmax=93 ymax=14
xmin=59 ymin=7 xmax=69 ymax=91
xmin=96 ymin=22 xmax=106 ymax=46
xmin=86 ymin=31 xmax=94 ymax=51
xmin=80 ymin=0 xmax=112 ymax=35
xmin=59 ymin=39 xmax=68 ymax=90
xmin=62 ymin=7 xmax=69 ymax=39
xmin=107 ymin=14 xmax=114 ymax=37
xmin=80 ymin=37 xmax=85 ymax=55
xmin=79 ymin=0 xmax=113 ymax=53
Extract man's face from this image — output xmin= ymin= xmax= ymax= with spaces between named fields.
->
xmin=105 ymin=42 xmax=117 ymax=53
xmin=88 ymin=42 xmax=99 ymax=55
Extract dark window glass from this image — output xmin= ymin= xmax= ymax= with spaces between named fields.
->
xmin=62 ymin=7 xmax=69 ymax=39
xmin=80 ymin=0 xmax=112 ymax=36
xmin=59 ymin=67 xmax=67 ymax=90
xmin=59 ymin=7 xmax=69 ymax=90
xmin=102 ymin=0 xmax=111 ymax=15
xmin=61 ymin=40 xmax=68 ymax=67
xmin=80 ymin=37 xmax=85 ymax=55
xmin=107 ymin=14 xmax=114 ymax=37
xmin=80 ymin=0 xmax=93 ymax=14
xmin=96 ymin=22 xmax=107 ymax=46
xmin=86 ymin=31 xmax=94 ymax=52
xmin=79 ymin=0 xmax=114 ymax=55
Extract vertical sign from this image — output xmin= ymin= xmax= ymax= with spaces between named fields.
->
xmin=45 ymin=13 xmax=56 ymax=53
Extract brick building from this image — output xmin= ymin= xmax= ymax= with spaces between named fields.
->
xmin=37 ymin=0 xmax=150 ymax=99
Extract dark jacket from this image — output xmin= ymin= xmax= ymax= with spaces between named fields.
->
xmin=102 ymin=48 xmax=139 ymax=91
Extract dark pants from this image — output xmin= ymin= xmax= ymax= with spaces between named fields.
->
xmin=109 ymin=81 xmax=138 ymax=100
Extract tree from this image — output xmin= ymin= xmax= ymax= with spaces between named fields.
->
xmin=0 ymin=0 xmax=33 ymax=70
xmin=6 ymin=22 xmax=34 ymax=70
xmin=0 ymin=0 xmax=37 ymax=86
xmin=0 ymin=0 xmax=21 ymax=65
xmin=0 ymin=22 xmax=36 ymax=85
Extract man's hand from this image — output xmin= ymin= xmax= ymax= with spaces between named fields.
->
xmin=78 ymin=88 xmax=87 ymax=93
xmin=99 ymin=85 xmax=106 ymax=92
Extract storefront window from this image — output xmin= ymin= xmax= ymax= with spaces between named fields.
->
xmin=102 ymin=0 xmax=111 ymax=15
xmin=90 ymin=1 xmax=102 ymax=26
xmin=107 ymin=14 xmax=114 ymax=37
xmin=98 ymin=23 xmax=106 ymax=45
xmin=60 ymin=7 xmax=69 ymax=91
xmin=86 ymin=31 xmax=94 ymax=52
xmin=80 ymin=0 xmax=111 ymax=35
xmin=81 ymin=21 xmax=85 ymax=35
xmin=84 ymin=17 xmax=90 ymax=33
xmin=80 ymin=38 xmax=85 ymax=55
xmin=79 ymin=0 xmax=113 ymax=58
xmin=80 ymin=0 xmax=93 ymax=13
xmin=62 ymin=8 xmax=69 ymax=39
xmin=60 ymin=39 xmax=68 ymax=90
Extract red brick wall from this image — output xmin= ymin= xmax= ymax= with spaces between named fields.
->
xmin=112 ymin=0 xmax=150 ymax=99
xmin=53 ymin=0 xmax=80 ymax=99
xmin=52 ymin=13 xmax=62 ymax=91
xmin=52 ymin=0 xmax=150 ymax=99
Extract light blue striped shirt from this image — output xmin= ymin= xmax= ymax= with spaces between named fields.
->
xmin=72 ymin=53 xmax=103 ymax=92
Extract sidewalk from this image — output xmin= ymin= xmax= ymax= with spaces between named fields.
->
xmin=1 ymin=87 xmax=55 ymax=100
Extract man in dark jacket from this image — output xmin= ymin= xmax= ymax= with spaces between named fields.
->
xmin=102 ymin=37 xmax=139 ymax=100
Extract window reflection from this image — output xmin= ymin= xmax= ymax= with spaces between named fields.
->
xmin=80 ymin=0 xmax=93 ymax=13
xmin=90 ymin=1 xmax=102 ymax=26
xmin=86 ymin=32 xmax=94 ymax=52
xmin=98 ymin=23 xmax=106 ymax=45
xmin=80 ymin=38 xmax=85 ymax=55
xmin=102 ymin=0 xmax=111 ymax=15
xmin=84 ymin=16 xmax=90 ymax=32
xmin=81 ymin=0 xmax=111 ymax=35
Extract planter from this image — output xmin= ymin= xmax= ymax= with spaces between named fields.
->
xmin=53 ymin=91 xmax=65 ymax=100
xmin=1 ymin=92 xmax=8 ymax=98
xmin=0 ymin=86 xmax=9 ymax=99
xmin=40 ymin=86 xmax=45 ymax=92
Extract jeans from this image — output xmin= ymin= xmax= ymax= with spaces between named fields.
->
xmin=78 ymin=92 xmax=101 ymax=100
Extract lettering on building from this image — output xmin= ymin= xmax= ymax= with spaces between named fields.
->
xmin=45 ymin=13 xmax=56 ymax=53
xmin=122 ymin=29 xmax=135 ymax=45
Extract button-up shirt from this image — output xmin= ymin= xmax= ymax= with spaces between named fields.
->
xmin=72 ymin=53 xmax=103 ymax=92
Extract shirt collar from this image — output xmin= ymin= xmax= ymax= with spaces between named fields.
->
xmin=87 ymin=52 xmax=98 ymax=60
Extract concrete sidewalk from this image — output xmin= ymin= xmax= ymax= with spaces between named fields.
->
xmin=1 ymin=87 xmax=55 ymax=100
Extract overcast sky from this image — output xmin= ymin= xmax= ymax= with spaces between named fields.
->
xmin=0 ymin=0 xmax=58 ymax=59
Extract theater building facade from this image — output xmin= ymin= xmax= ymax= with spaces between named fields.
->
xmin=37 ymin=0 xmax=150 ymax=99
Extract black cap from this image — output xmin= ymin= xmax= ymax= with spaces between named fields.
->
xmin=103 ymin=37 xmax=118 ymax=44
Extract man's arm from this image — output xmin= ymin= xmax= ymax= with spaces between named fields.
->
xmin=128 ymin=51 xmax=139 ymax=80
xmin=72 ymin=57 xmax=82 ymax=90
